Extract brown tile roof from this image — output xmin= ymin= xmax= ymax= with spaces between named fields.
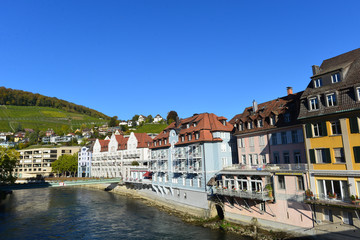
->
xmin=99 ymin=139 xmax=110 ymax=152
xmin=230 ymin=92 xmax=303 ymax=134
xmin=152 ymin=113 xmax=233 ymax=148
xmin=299 ymin=48 xmax=360 ymax=119
xmin=134 ymin=133 xmax=153 ymax=148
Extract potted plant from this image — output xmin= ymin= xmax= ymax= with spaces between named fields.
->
xmin=265 ymin=184 xmax=273 ymax=198
xmin=328 ymin=192 xmax=337 ymax=199
xmin=305 ymin=189 xmax=313 ymax=199
xmin=351 ymin=195 xmax=356 ymax=204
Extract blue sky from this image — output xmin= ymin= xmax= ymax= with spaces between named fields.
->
xmin=1 ymin=1 xmax=359 ymax=121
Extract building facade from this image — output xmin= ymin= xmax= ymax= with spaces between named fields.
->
xmin=78 ymin=146 xmax=92 ymax=177
xmin=14 ymin=146 xmax=80 ymax=178
xmin=298 ymin=48 xmax=360 ymax=234
xmin=91 ymin=132 xmax=152 ymax=179
xmin=149 ymin=113 xmax=235 ymax=209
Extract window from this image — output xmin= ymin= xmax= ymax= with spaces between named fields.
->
xmin=331 ymin=121 xmax=341 ymax=135
xmin=239 ymin=123 xmax=244 ymax=131
xmin=190 ymin=179 xmax=193 ymax=187
xmin=188 ymin=134 xmax=192 ymax=141
xmin=258 ymin=119 xmax=263 ymax=127
xmin=260 ymin=154 xmax=266 ymax=164
xmin=273 ymin=152 xmax=280 ymax=164
xmin=241 ymin=155 xmax=246 ymax=164
xmin=253 ymin=154 xmax=258 ymax=165
xmin=222 ymin=157 xmax=228 ymax=167
xmin=248 ymin=122 xmax=253 ymax=129
xmin=249 ymin=137 xmax=254 ymax=147
xmin=249 ymin=155 xmax=253 ymax=165
xmin=181 ymin=135 xmax=185 ymax=142
xmin=294 ymin=151 xmax=301 ymax=164
xmin=271 ymin=133 xmax=277 ymax=145
xmin=315 ymin=148 xmax=331 ymax=163
xmin=356 ymin=87 xmax=360 ymax=101
xmin=291 ymin=130 xmax=298 ymax=143
xmin=314 ymin=78 xmax=322 ymax=88
xmin=324 ymin=209 xmax=333 ymax=222
xmin=326 ymin=93 xmax=337 ymax=107
xmin=281 ymin=132 xmax=287 ymax=144
xmin=331 ymin=73 xmax=341 ymax=83
xmin=342 ymin=212 xmax=353 ymax=225
xmin=284 ymin=113 xmax=290 ymax=123
xmin=259 ymin=135 xmax=265 ymax=146
xmin=186 ymin=123 xmax=190 ymax=128
xmin=354 ymin=146 xmax=360 ymax=163
xmin=283 ymin=152 xmax=290 ymax=163
xmin=238 ymin=138 xmax=245 ymax=148
xmin=278 ymin=175 xmax=285 ymax=189
xmin=164 ymin=139 xmax=167 ymax=144
xmin=317 ymin=179 xmax=349 ymax=200
xmin=198 ymin=178 xmax=201 ymax=187
xmin=297 ymin=176 xmax=304 ymax=190
xmin=309 ymin=97 xmax=319 ymax=110
xmin=334 ymin=148 xmax=345 ymax=163
xmin=195 ymin=132 xmax=199 ymax=140
xmin=313 ymin=122 xmax=327 ymax=137
xmin=270 ymin=115 xmax=276 ymax=125
xmin=193 ymin=122 xmax=197 ymax=127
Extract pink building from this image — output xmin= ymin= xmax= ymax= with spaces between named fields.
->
xmin=211 ymin=89 xmax=314 ymax=234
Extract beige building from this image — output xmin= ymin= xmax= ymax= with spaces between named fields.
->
xmin=14 ymin=146 xmax=80 ymax=178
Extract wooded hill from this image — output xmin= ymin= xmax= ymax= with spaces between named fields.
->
xmin=0 ymin=87 xmax=109 ymax=120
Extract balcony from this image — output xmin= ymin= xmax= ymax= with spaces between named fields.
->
xmin=173 ymin=165 xmax=186 ymax=173
xmin=224 ymin=163 xmax=308 ymax=171
xmin=304 ymin=193 xmax=360 ymax=209
xmin=213 ymin=187 xmax=273 ymax=201
xmin=187 ymin=166 xmax=202 ymax=173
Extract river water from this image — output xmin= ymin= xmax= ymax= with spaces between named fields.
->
xmin=0 ymin=187 xmax=248 ymax=240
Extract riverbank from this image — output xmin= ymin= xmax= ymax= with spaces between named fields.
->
xmin=79 ymin=183 xmax=308 ymax=240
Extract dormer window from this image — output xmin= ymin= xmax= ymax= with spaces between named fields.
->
xmin=309 ymin=97 xmax=319 ymax=110
xmin=164 ymin=139 xmax=167 ymax=144
xmin=195 ymin=132 xmax=199 ymax=140
xmin=188 ymin=134 xmax=192 ymax=141
xmin=284 ymin=113 xmax=290 ymax=123
xmin=154 ymin=141 xmax=157 ymax=146
xmin=314 ymin=78 xmax=322 ymax=88
xmin=181 ymin=135 xmax=185 ymax=142
xmin=257 ymin=119 xmax=263 ymax=127
xmin=193 ymin=122 xmax=197 ymax=127
xmin=186 ymin=124 xmax=190 ymax=128
xmin=222 ymin=120 xmax=226 ymax=126
xmin=247 ymin=122 xmax=253 ymax=129
xmin=270 ymin=115 xmax=276 ymax=125
xmin=356 ymin=87 xmax=360 ymax=101
xmin=159 ymin=140 xmax=162 ymax=146
xmin=331 ymin=73 xmax=341 ymax=83
xmin=326 ymin=93 xmax=337 ymax=107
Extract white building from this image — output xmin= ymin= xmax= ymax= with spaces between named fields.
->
xmin=78 ymin=146 xmax=92 ymax=177
xmin=153 ymin=114 xmax=163 ymax=123
xmin=91 ymin=132 xmax=153 ymax=179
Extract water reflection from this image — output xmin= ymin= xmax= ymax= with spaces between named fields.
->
xmin=0 ymin=187 xmax=247 ymax=240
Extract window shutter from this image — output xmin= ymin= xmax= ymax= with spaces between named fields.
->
xmin=309 ymin=149 xmax=316 ymax=163
xmin=324 ymin=148 xmax=331 ymax=163
xmin=350 ymin=117 xmax=359 ymax=133
xmin=305 ymin=124 xmax=312 ymax=138
xmin=321 ymin=122 xmax=328 ymax=136
xmin=354 ymin=146 xmax=360 ymax=163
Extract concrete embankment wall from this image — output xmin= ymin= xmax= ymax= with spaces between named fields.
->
xmin=78 ymin=183 xmax=217 ymax=219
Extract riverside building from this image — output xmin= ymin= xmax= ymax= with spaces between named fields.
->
xmin=14 ymin=146 xmax=80 ymax=178
xmin=91 ymin=132 xmax=152 ymax=179
xmin=298 ymin=48 xmax=360 ymax=234
xmin=78 ymin=146 xmax=92 ymax=177
xmin=149 ymin=113 xmax=236 ymax=209
xmin=214 ymin=89 xmax=313 ymax=233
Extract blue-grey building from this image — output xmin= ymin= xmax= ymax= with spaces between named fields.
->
xmin=150 ymin=113 xmax=236 ymax=209
xmin=78 ymin=146 xmax=92 ymax=177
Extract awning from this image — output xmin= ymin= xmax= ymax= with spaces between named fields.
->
xmin=143 ymin=171 xmax=152 ymax=178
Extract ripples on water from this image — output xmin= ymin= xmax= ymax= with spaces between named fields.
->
xmin=0 ymin=187 xmax=247 ymax=240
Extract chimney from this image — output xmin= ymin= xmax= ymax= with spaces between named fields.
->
xmin=253 ymin=100 xmax=258 ymax=112
xmin=287 ymin=87 xmax=293 ymax=95
xmin=312 ymin=65 xmax=320 ymax=75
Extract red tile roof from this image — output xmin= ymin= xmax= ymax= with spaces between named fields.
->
xmin=99 ymin=139 xmax=110 ymax=152
xmin=152 ymin=113 xmax=233 ymax=148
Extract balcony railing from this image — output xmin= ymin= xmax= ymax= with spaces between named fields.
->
xmin=213 ymin=188 xmax=272 ymax=201
xmin=224 ymin=164 xmax=308 ymax=171
xmin=187 ymin=166 xmax=202 ymax=173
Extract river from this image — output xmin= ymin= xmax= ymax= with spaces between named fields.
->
xmin=0 ymin=187 xmax=248 ymax=240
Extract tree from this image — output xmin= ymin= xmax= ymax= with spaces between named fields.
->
xmin=29 ymin=130 xmax=40 ymax=145
xmin=109 ymin=116 xmax=118 ymax=127
xmin=167 ymin=111 xmax=178 ymax=124
xmin=52 ymin=153 xmax=78 ymax=177
xmin=146 ymin=115 xmax=153 ymax=123
xmin=15 ymin=123 xmax=23 ymax=132
xmin=0 ymin=147 xmax=18 ymax=184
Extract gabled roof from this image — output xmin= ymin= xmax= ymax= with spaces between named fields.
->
xmin=134 ymin=133 xmax=153 ymax=148
xmin=152 ymin=113 xmax=233 ymax=148
xmin=230 ymin=91 xmax=303 ymax=134
xmin=99 ymin=139 xmax=110 ymax=152
xmin=299 ymin=48 xmax=360 ymax=119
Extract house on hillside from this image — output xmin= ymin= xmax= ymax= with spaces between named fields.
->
xmin=153 ymin=114 xmax=163 ymax=123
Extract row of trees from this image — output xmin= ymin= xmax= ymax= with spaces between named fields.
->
xmin=51 ymin=153 xmax=78 ymax=177
xmin=0 ymin=87 xmax=109 ymax=119
xmin=0 ymin=147 xmax=18 ymax=184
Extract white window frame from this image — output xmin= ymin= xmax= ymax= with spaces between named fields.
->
xmin=356 ymin=87 xmax=360 ymax=102
xmin=241 ymin=155 xmax=246 ymax=165
xmin=326 ymin=93 xmax=337 ymax=107
xmin=238 ymin=138 xmax=245 ymax=148
xmin=259 ymin=135 xmax=265 ymax=146
xmin=309 ymin=97 xmax=319 ymax=110
xmin=258 ymin=119 xmax=263 ymax=127
xmin=313 ymin=123 xmax=321 ymax=137
xmin=331 ymin=73 xmax=341 ymax=83
xmin=314 ymin=78 xmax=322 ymax=88
xmin=334 ymin=148 xmax=345 ymax=163
xmin=330 ymin=121 xmax=341 ymax=135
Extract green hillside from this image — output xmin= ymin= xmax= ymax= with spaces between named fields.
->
xmin=134 ymin=123 xmax=168 ymax=134
xmin=0 ymin=105 xmax=107 ymax=132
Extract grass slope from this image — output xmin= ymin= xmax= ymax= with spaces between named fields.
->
xmin=0 ymin=105 xmax=107 ymax=132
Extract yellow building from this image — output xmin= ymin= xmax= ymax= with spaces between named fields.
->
xmin=298 ymin=49 xmax=360 ymax=235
